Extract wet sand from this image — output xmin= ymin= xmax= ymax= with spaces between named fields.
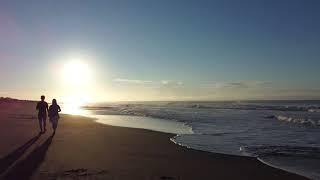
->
xmin=0 ymin=101 xmax=308 ymax=179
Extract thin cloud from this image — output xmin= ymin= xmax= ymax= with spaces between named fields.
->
xmin=113 ymin=78 xmax=153 ymax=84
xmin=161 ymin=80 xmax=184 ymax=86
xmin=114 ymin=78 xmax=183 ymax=86
xmin=206 ymin=81 xmax=272 ymax=89
xmin=161 ymin=80 xmax=169 ymax=85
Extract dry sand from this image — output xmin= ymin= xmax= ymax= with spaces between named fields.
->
xmin=0 ymin=101 xmax=308 ymax=180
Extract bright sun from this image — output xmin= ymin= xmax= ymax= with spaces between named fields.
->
xmin=60 ymin=60 xmax=93 ymax=115
xmin=62 ymin=61 xmax=92 ymax=86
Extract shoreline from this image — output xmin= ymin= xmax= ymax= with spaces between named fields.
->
xmin=91 ymin=113 xmax=315 ymax=179
xmin=0 ymin=101 xmax=308 ymax=179
xmin=55 ymin=114 xmax=310 ymax=179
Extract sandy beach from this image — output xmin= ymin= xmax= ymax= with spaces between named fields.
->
xmin=0 ymin=101 xmax=308 ymax=180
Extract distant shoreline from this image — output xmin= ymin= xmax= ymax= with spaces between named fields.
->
xmin=2 ymin=97 xmax=320 ymax=104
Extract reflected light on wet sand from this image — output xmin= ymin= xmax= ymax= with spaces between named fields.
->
xmin=60 ymin=102 xmax=89 ymax=116
xmin=94 ymin=115 xmax=194 ymax=135
xmin=60 ymin=94 xmax=92 ymax=116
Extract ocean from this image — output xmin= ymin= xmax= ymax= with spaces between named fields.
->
xmin=79 ymin=101 xmax=320 ymax=179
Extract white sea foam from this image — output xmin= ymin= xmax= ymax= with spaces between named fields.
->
xmin=276 ymin=115 xmax=320 ymax=126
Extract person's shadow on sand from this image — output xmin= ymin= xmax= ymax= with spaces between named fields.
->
xmin=0 ymin=133 xmax=41 ymax=175
xmin=3 ymin=135 xmax=54 ymax=180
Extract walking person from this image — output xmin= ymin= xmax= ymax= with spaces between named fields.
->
xmin=36 ymin=95 xmax=49 ymax=133
xmin=49 ymin=99 xmax=61 ymax=134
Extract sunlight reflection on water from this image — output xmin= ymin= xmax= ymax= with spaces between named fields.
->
xmin=60 ymin=103 xmax=90 ymax=116
xmin=94 ymin=115 xmax=194 ymax=135
xmin=60 ymin=104 xmax=193 ymax=135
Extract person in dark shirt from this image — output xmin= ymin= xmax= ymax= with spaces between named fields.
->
xmin=36 ymin=95 xmax=48 ymax=133
xmin=48 ymin=99 xmax=61 ymax=134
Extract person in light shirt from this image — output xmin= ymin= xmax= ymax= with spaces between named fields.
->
xmin=48 ymin=99 xmax=61 ymax=134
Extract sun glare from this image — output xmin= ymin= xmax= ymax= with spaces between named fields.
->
xmin=62 ymin=61 xmax=92 ymax=86
xmin=61 ymin=95 xmax=91 ymax=115
xmin=58 ymin=59 xmax=96 ymax=115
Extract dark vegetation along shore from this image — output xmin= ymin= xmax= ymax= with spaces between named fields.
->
xmin=0 ymin=99 xmax=308 ymax=179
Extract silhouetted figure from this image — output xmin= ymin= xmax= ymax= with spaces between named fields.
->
xmin=48 ymin=99 xmax=61 ymax=134
xmin=36 ymin=95 xmax=48 ymax=133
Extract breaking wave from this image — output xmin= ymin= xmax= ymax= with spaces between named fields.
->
xmin=240 ymin=145 xmax=320 ymax=158
xmin=185 ymin=103 xmax=320 ymax=112
xmin=240 ymin=145 xmax=320 ymax=179
xmin=276 ymin=115 xmax=320 ymax=126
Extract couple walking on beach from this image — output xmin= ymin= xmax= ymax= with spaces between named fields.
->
xmin=36 ymin=95 xmax=61 ymax=134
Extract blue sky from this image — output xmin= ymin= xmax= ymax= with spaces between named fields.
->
xmin=1 ymin=0 xmax=320 ymax=101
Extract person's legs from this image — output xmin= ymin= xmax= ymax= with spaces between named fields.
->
xmin=38 ymin=116 xmax=43 ymax=132
xmin=53 ymin=117 xmax=58 ymax=131
xmin=50 ymin=118 xmax=54 ymax=129
xmin=50 ymin=117 xmax=55 ymax=130
xmin=55 ymin=118 xmax=59 ymax=130
xmin=43 ymin=116 xmax=47 ymax=132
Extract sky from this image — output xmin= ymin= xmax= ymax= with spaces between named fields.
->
xmin=1 ymin=0 xmax=320 ymax=102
